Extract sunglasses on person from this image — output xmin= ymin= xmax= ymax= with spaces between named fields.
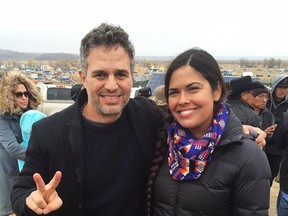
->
xmin=13 ymin=91 xmax=29 ymax=99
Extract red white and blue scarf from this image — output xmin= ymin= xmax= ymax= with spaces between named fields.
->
xmin=167 ymin=103 xmax=228 ymax=181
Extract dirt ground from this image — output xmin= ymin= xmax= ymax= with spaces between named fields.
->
xmin=269 ymin=180 xmax=279 ymax=216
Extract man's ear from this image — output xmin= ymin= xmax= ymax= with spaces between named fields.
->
xmin=78 ymin=70 xmax=86 ymax=88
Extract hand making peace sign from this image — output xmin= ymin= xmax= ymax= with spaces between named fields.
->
xmin=26 ymin=171 xmax=63 ymax=215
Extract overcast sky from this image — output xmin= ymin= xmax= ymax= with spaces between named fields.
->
xmin=1 ymin=0 xmax=287 ymax=58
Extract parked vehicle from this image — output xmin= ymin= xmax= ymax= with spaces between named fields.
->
xmin=131 ymin=87 xmax=141 ymax=98
xmin=36 ymin=82 xmax=74 ymax=116
xmin=130 ymin=86 xmax=152 ymax=98
xmin=242 ymin=71 xmax=253 ymax=77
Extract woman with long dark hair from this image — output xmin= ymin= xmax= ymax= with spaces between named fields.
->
xmin=146 ymin=48 xmax=271 ymax=216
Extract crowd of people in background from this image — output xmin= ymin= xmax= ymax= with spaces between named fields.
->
xmin=0 ymin=23 xmax=288 ymax=216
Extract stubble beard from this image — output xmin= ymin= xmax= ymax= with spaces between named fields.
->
xmin=92 ymin=96 xmax=130 ymax=116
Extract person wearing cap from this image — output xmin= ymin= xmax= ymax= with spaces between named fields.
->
xmin=226 ymin=76 xmax=262 ymax=128
xmin=251 ymin=87 xmax=276 ymax=139
xmin=265 ymin=74 xmax=288 ymax=184
xmin=251 ymin=86 xmax=277 ymax=185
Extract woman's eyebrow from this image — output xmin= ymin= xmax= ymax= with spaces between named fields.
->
xmin=186 ymin=82 xmax=202 ymax=87
xmin=169 ymin=82 xmax=203 ymax=91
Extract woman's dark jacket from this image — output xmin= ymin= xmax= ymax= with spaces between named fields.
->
xmin=153 ymin=110 xmax=271 ymax=216
xmin=11 ymin=89 xmax=163 ymax=216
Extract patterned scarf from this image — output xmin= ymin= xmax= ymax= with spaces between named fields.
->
xmin=167 ymin=103 xmax=228 ymax=181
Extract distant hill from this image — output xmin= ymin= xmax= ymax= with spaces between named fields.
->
xmin=34 ymin=53 xmax=79 ymax=61
xmin=0 ymin=49 xmax=176 ymax=62
xmin=0 ymin=49 xmax=79 ymax=61
xmin=0 ymin=49 xmax=174 ymax=61
xmin=2 ymin=49 xmax=287 ymax=62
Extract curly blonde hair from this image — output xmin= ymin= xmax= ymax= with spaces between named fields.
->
xmin=0 ymin=71 xmax=43 ymax=115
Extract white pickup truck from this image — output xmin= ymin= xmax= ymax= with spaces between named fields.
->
xmin=36 ymin=82 xmax=74 ymax=116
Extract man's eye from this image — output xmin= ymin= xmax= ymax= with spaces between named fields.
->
xmin=93 ymin=73 xmax=105 ymax=78
xmin=117 ymin=72 xmax=129 ymax=78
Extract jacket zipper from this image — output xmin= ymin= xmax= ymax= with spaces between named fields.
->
xmin=173 ymin=182 xmax=181 ymax=215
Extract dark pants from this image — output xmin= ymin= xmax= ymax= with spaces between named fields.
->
xmin=266 ymin=153 xmax=282 ymax=185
